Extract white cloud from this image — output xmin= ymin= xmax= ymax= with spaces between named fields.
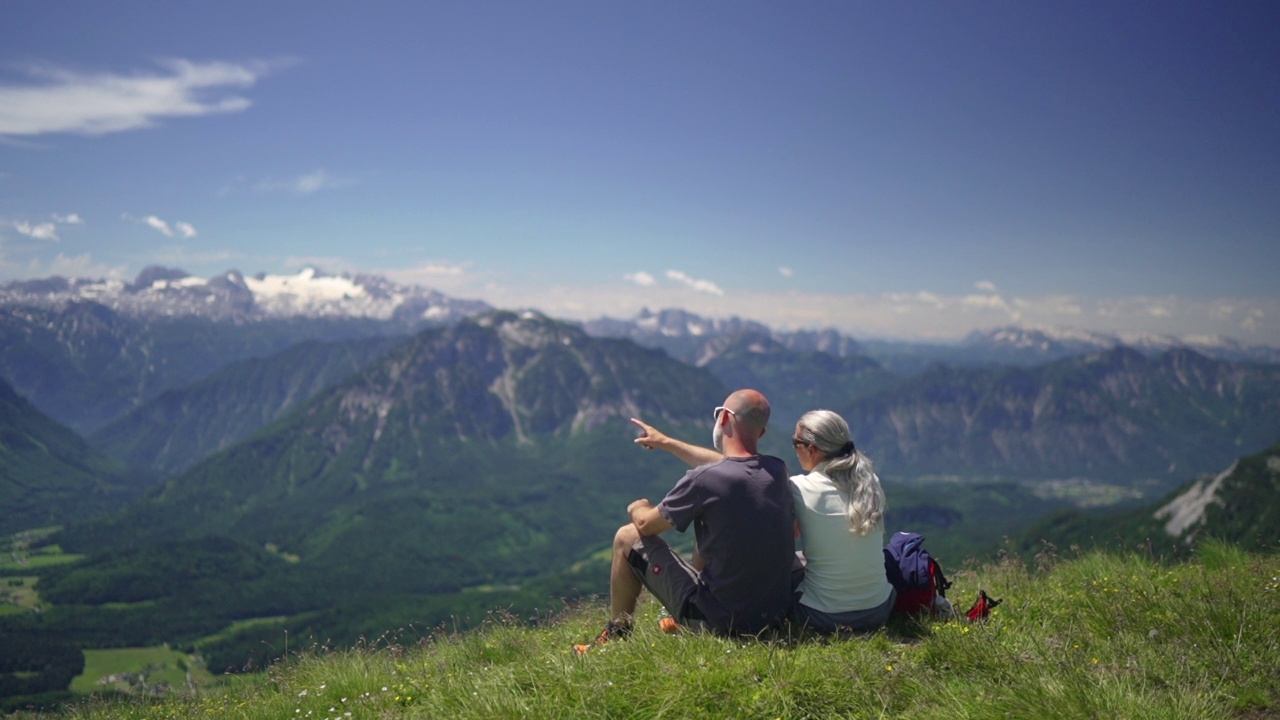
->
xmin=961 ymin=293 xmax=1013 ymax=312
xmin=0 ymin=252 xmax=128 ymax=281
xmin=778 ymin=266 xmax=795 ymax=278
xmin=665 ymin=269 xmax=725 ymax=296
xmin=381 ymin=260 xmax=472 ymax=291
xmin=0 ymin=59 xmax=275 ymax=137
xmin=1242 ymin=308 xmax=1264 ymax=332
xmin=144 ymin=215 xmax=173 ymax=237
xmin=124 ymin=213 xmax=196 ymax=239
xmin=886 ymin=290 xmax=946 ymax=311
xmin=10 ymin=212 xmax=84 ymax=242
xmin=146 ymin=247 xmax=242 ymax=267
xmin=14 ymin=221 xmax=59 ymax=241
xmin=975 ymin=280 xmax=998 ymax=293
xmin=624 ymin=271 xmax=656 ymax=287
xmin=1024 ymin=296 xmax=1083 ymax=316
xmin=415 ymin=263 xmax=466 ymax=276
xmin=283 ymin=256 xmax=360 ymax=274
xmin=255 ymin=169 xmax=355 ymax=196
xmin=43 ymin=253 xmax=128 ymax=279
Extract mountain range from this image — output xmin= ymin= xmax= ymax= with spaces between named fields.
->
xmin=3 ymin=267 xmax=1280 ymax=699
xmin=5 ymin=268 xmax=1277 ymax=487
xmin=961 ymin=325 xmax=1280 ymax=365
xmin=60 ymin=310 xmax=726 ymax=567
xmin=0 ymin=266 xmax=490 ymax=324
xmin=841 ymin=346 xmax=1280 ymax=481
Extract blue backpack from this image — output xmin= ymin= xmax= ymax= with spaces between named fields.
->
xmin=883 ymin=531 xmax=952 ymax=615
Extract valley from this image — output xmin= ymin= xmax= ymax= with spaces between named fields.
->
xmin=1 ymin=269 xmax=1277 ymax=710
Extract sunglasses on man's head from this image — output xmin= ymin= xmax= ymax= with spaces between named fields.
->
xmin=713 ymin=406 xmax=736 ymax=420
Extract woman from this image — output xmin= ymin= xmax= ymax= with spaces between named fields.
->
xmin=789 ymin=409 xmax=895 ymax=633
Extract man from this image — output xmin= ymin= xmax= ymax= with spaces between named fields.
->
xmin=573 ymin=389 xmax=795 ymax=653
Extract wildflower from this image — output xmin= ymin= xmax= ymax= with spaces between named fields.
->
xmin=885 ymin=665 xmax=894 ymax=672
xmin=299 ymin=690 xmax=308 ymax=697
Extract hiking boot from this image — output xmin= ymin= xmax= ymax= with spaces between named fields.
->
xmin=572 ymin=621 xmax=632 ymax=655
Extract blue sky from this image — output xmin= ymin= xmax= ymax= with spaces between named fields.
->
xmin=2 ymin=1 xmax=1277 ymax=343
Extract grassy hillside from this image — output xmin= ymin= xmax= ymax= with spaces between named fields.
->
xmin=14 ymin=542 xmax=1279 ymax=719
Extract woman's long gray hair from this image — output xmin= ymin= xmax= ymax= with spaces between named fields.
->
xmin=796 ymin=409 xmax=885 ymax=537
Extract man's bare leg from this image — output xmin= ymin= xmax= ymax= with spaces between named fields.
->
xmin=610 ymin=523 xmax=644 ymax=624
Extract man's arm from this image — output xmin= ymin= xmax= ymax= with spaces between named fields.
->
xmin=631 ymin=418 xmax=724 ymax=468
xmin=627 ymin=498 xmax=674 ymax=537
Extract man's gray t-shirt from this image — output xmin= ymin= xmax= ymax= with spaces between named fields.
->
xmin=658 ymin=454 xmax=795 ymax=634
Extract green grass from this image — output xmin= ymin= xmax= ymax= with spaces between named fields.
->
xmin=0 ymin=576 xmax=42 ymax=614
xmin=192 ymin=616 xmax=290 ymax=649
xmin=18 ymin=541 xmax=1280 ymax=719
xmin=1 ymin=552 xmax=86 ymax=571
xmin=69 ymin=647 xmax=216 ymax=695
xmin=1 ymin=529 xmax=70 ymax=575
xmin=0 ymin=541 xmax=85 ymax=573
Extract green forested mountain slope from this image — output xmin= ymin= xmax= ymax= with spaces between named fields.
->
xmin=0 ymin=378 xmax=139 ymax=535
xmin=1023 ymin=435 xmax=1280 ymax=556
xmin=67 ymin=311 xmax=724 ymax=546
xmin=51 ymin=312 xmax=725 ymax=628
xmin=89 ymin=335 xmax=406 ymax=475
xmin=842 ymin=347 xmax=1280 ymax=481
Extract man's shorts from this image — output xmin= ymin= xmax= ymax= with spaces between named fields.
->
xmin=627 ymin=534 xmax=709 ymax=629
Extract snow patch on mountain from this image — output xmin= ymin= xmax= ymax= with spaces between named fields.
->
xmin=0 ymin=266 xmax=491 ymax=325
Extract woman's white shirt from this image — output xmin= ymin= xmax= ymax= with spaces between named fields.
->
xmin=790 ymin=462 xmax=893 ymax=614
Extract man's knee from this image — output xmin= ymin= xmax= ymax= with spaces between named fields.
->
xmin=613 ymin=523 xmax=640 ymax=552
